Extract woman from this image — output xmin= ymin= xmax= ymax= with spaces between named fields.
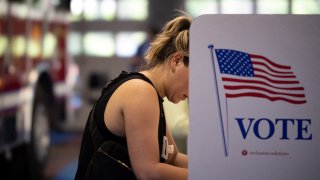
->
xmin=75 ymin=14 xmax=191 ymax=180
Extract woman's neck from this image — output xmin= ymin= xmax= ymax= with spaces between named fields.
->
xmin=140 ymin=68 xmax=165 ymax=98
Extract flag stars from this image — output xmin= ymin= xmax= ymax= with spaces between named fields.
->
xmin=215 ymin=49 xmax=254 ymax=76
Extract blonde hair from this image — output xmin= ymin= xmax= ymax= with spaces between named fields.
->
xmin=143 ymin=14 xmax=192 ymax=70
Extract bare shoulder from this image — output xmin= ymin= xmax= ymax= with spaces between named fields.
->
xmin=117 ymin=78 xmax=158 ymax=101
xmin=110 ymin=78 xmax=159 ymax=115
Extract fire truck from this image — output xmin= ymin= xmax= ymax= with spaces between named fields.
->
xmin=0 ymin=0 xmax=77 ymax=179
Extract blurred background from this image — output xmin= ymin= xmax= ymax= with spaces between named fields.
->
xmin=0 ymin=0 xmax=319 ymax=179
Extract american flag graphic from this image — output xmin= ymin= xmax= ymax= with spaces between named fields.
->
xmin=215 ymin=49 xmax=307 ymax=104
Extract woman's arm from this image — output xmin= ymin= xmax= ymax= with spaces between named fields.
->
xmin=119 ymin=79 xmax=188 ymax=180
xmin=165 ymin=126 xmax=188 ymax=168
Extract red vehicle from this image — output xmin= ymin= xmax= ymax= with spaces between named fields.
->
xmin=0 ymin=0 xmax=77 ymax=179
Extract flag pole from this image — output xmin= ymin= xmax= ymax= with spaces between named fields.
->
xmin=208 ymin=44 xmax=228 ymax=157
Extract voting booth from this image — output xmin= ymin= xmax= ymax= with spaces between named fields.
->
xmin=189 ymin=15 xmax=320 ymax=180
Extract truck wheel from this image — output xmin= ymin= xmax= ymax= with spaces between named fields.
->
xmin=26 ymin=85 xmax=52 ymax=180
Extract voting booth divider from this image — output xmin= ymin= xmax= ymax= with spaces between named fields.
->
xmin=188 ymin=15 xmax=320 ymax=180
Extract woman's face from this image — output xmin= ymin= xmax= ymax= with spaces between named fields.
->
xmin=166 ymin=54 xmax=189 ymax=104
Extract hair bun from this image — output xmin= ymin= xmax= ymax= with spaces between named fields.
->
xmin=179 ymin=19 xmax=191 ymax=32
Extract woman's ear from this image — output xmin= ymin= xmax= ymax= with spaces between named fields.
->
xmin=172 ymin=52 xmax=183 ymax=65
xmin=170 ymin=53 xmax=183 ymax=72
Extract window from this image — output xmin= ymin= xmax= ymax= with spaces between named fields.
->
xmin=68 ymin=32 xmax=82 ymax=56
xmin=43 ymin=32 xmax=57 ymax=59
xmin=221 ymin=0 xmax=253 ymax=14
xmin=117 ymin=0 xmax=148 ymax=20
xmin=115 ymin=31 xmax=146 ymax=57
xmin=83 ymin=0 xmax=100 ymax=20
xmin=70 ymin=0 xmax=148 ymax=21
xmin=257 ymin=0 xmax=289 ymax=14
xmin=186 ymin=0 xmax=218 ymax=17
xmin=70 ymin=0 xmax=83 ymax=21
xmin=293 ymin=0 xmax=320 ymax=14
xmin=83 ymin=32 xmax=115 ymax=57
xmin=100 ymin=0 xmax=117 ymax=21
xmin=12 ymin=35 xmax=26 ymax=58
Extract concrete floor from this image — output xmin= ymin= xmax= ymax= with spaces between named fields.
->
xmin=44 ymin=131 xmax=83 ymax=180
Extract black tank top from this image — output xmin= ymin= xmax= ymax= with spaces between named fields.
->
xmin=75 ymin=71 xmax=166 ymax=179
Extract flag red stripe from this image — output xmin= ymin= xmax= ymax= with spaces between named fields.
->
xmin=224 ymin=85 xmax=305 ymax=98
xmin=222 ymin=77 xmax=305 ymax=90
xmin=255 ymin=74 xmax=299 ymax=84
xmin=252 ymin=61 xmax=293 ymax=74
xmin=225 ymin=92 xmax=307 ymax=104
xmin=250 ymin=54 xmax=291 ymax=69
xmin=254 ymin=67 xmax=296 ymax=78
